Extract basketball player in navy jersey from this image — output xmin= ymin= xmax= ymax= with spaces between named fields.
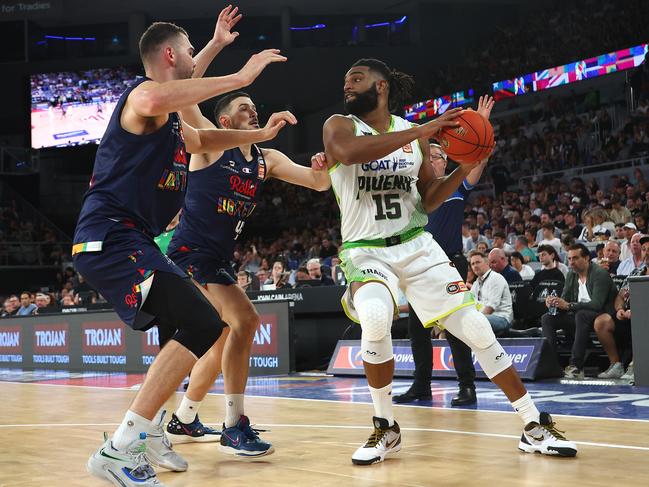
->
xmin=160 ymin=11 xmax=330 ymax=455
xmin=75 ymin=16 xmax=295 ymax=487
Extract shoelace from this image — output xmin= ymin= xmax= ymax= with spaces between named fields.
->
xmin=128 ymin=443 xmax=156 ymax=479
xmin=150 ymin=424 xmax=173 ymax=450
xmin=363 ymin=427 xmax=388 ymax=448
xmin=243 ymin=424 xmax=268 ymax=440
xmin=540 ymin=421 xmax=568 ymax=441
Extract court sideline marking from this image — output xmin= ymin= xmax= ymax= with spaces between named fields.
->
xmin=0 ymin=420 xmax=647 ymax=452
xmin=2 ymin=380 xmax=649 ymax=424
xmin=282 ymin=466 xmax=428 ymax=487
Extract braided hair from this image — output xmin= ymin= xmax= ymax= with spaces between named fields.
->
xmin=351 ymin=58 xmax=415 ymax=113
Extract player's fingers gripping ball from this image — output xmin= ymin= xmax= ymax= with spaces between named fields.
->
xmin=438 ymin=110 xmax=495 ymax=164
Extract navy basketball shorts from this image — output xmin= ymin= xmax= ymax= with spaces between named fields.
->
xmin=168 ymin=246 xmax=236 ymax=287
xmin=73 ymin=226 xmax=187 ymax=330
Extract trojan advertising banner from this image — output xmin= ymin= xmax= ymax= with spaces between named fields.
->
xmin=248 ymin=306 xmax=290 ymax=373
xmin=0 ymin=300 xmax=292 ymax=375
xmin=33 ymin=323 xmax=70 ymax=365
xmin=328 ymin=339 xmax=549 ymax=380
xmin=81 ymin=321 xmax=127 ymax=367
xmin=141 ymin=327 xmax=159 ymax=366
xmin=0 ymin=324 xmax=22 ymax=364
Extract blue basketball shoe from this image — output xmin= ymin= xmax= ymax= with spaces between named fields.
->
xmin=219 ymin=415 xmax=274 ymax=457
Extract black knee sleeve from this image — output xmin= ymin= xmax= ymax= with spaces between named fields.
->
xmin=141 ymin=271 xmax=224 ymax=358
xmin=172 ymin=299 xmax=223 ymax=358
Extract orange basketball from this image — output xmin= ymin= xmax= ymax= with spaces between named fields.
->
xmin=437 ymin=110 xmax=495 ymax=164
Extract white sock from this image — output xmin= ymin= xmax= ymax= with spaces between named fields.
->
xmin=112 ymin=410 xmax=151 ymax=450
xmin=150 ymin=409 xmax=165 ymax=429
xmin=369 ymin=383 xmax=394 ymax=427
xmin=511 ymin=392 xmax=540 ymax=426
xmin=176 ymin=397 xmax=202 ymax=424
xmin=224 ymin=394 xmax=245 ymax=428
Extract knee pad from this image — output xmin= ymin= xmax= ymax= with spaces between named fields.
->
xmin=354 ymin=282 xmax=393 ymax=341
xmin=173 ymin=298 xmax=223 ymax=358
xmin=142 ymin=272 xmax=224 ymax=358
xmin=163 ymin=279 xmax=223 ymax=358
xmin=441 ymin=306 xmax=496 ymax=350
xmin=354 ymin=282 xmax=394 ymax=364
xmin=361 ymin=334 xmax=393 ymax=364
xmin=474 ymin=340 xmax=512 ymax=379
xmin=441 ymin=307 xmax=511 ymax=378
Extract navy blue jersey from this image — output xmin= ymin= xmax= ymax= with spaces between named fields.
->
xmin=73 ymin=77 xmax=188 ymax=251
xmin=168 ymin=145 xmax=267 ymax=261
xmin=425 ymin=179 xmax=472 ymax=255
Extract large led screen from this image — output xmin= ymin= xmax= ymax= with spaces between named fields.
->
xmin=31 ymin=67 xmax=140 ymax=149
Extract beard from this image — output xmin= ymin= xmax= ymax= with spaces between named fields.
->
xmin=344 ymin=82 xmax=379 ymax=116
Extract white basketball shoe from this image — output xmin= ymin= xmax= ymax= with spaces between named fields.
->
xmin=519 ymin=412 xmax=577 ymax=457
xmin=87 ymin=433 xmax=164 ymax=486
xmin=352 ymin=416 xmax=401 ymax=465
xmin=146 ymin=410 xmax=188 ymax=471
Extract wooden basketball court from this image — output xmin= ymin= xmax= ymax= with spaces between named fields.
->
xmin=1 ymin=379 xmax=648 ymax=487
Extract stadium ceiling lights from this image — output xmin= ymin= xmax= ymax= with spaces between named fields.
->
xmin=42 ymin=35 xmax=96 ymax=41
xmin=289 ymin=15 xmax=407 ymax=31
xmin=365 ymin=15 xmax=407 ymax=28
xmin=289 ymin=23 xmax=326 ymax=31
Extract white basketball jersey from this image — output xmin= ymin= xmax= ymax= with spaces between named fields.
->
xmin=329 ymin=114 xmax=428 ymax=243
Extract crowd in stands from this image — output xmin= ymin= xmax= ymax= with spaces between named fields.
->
xmin=0 ymin=200 xmax=69 ymax=266
xmin=1 ymin=266 xmax=100 ymax=317
xmin=486 ymin=60 xmax=649 ymax=184
xmin=30 ymin=67 xmax=139 ymax=108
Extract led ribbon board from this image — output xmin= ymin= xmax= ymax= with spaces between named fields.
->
xmin=404 ymin=89 xmax=475 ymax=122
xmin=492 ymin=43 xmax=649 ymax=100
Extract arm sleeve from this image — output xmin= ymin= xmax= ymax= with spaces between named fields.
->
xmin=458 ymin=179 xmax=473 ymax=198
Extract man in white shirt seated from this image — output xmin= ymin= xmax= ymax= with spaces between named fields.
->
xmin=468 ymin=250 xmax=514 ymax=335
xmin=619 ymin=222 xmax=637 ymax=261
xmin=617 ymin=233 xmax=645 ymax=276
xmin=538 ymin=223 xmax=562 ymax=255
xmin=510 ymin=252 xmax=535 ymax=280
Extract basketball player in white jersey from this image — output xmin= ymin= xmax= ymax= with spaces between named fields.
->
xmin=322 ymin=58 xmax=577 ymax=465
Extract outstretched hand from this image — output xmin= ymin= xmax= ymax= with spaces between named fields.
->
xmin=238 ymin=49 xmax=287 ymax=86
xmin=476 ymin=95 xmax=495 ymax=120
xmin=261 ymin=111 xmax=297 ymax=141
xmin=213 ymin=5 xmax=242 ymax=47
xmin=311 ymin=152 xmax=328 ymax=171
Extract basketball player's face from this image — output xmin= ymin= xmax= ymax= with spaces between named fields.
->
xmin=173 ymin=34 xmax=196 ymax=80
xmin=343 ymin=67 xmax=380 ymax=116
xmin=223 ymin=97 xmax=258 ymax=129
